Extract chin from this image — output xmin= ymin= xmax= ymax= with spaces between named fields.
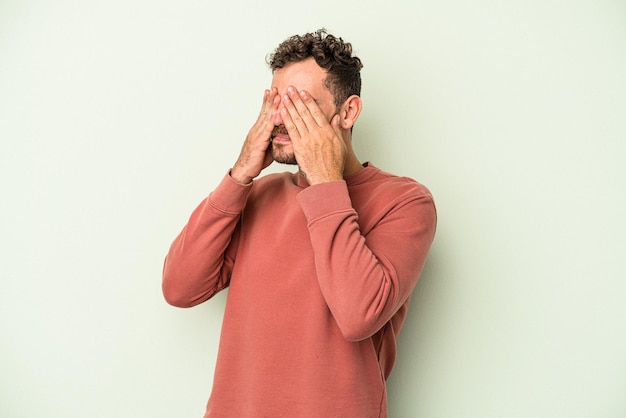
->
xmin=271 ymin=143 xmax=297 ymax=165
xmin=273 ymin=155 xmax=298 ymax=165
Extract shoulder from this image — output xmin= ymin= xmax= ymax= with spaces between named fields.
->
xmin=351 ymin=164 xmax=434 ymax=206
xmin=349 ymin=164 xmax=436 ymax=235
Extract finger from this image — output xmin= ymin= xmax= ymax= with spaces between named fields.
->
xmin=282 ymin=87 xmax=313 ymax=133
xmin=245 ymin=93 xmax=277 ymax=146
xmin=298 ymin=89 xmax=330 ymax=128
xmin=261 ymin=97 xmax=280 ymax=135
xmin=259 ymin=88 xmax=279 ymax=119
xmin=254 ymin=90 xmax=270 ymax=125
xmin=266 ymin=87 xmax=279 ymax=105
xmin=256 ymin=90 xmax=280 ymax=135
xmin=279 ymin=105 xmax=302 ymax=142
xmin=265 ymin=91 xmax=281 ymax=126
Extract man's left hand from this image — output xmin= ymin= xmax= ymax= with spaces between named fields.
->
xmin=280 ymin=86 xmax=346 ymax=185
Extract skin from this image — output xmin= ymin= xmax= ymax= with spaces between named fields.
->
xmin=231 ymin=58 xmax=363 ymax=186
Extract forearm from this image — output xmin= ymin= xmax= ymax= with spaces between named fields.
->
xmin=162 ymin=172 xmax=251 ymax=307
xmin=297 ymin=181 xmax=437 ymax=340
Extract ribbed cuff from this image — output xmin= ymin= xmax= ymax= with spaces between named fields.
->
xmin=208 ymin=170 xmax=253 ymax=215
xmin=296 ymin=180 xmax=353 ymax=223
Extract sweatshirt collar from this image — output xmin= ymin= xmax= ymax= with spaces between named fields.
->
xmin=294 ymin=162 xmax=378 ymax=188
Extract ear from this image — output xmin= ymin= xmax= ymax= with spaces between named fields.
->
xmin=338 ymin=95 xmax=362 ymax=130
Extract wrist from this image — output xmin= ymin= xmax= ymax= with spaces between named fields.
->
xmin=306 ymin=174 xmax=343 ymax=186
xmin=229 ymin=167 xmax=253 ymax=185
xmin=300 ymin=167 xmax=344 ymax=186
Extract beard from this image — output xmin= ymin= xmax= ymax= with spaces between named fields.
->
xmin=271 ymin=141 xmax=297 ymax=165
xmin=270 ymin=125 xmax=297 ymax=165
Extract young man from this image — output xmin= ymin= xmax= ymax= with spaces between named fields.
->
xmin=163 ymin=29 xmax=437 ymax=417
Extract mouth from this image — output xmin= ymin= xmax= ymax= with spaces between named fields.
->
xmin=271 ymin=126 xmax=290 ymax=144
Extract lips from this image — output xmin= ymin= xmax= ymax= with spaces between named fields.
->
xmin=271 ymin=126 xmax=290 ymax=144
xmin=272 ymin=134 xmax=291 ymax=144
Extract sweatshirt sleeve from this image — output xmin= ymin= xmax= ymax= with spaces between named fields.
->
xmin=162 ymin=172 xmax=252 ymax=308
xmin=296 ymin=180 xmax=437 ymax=341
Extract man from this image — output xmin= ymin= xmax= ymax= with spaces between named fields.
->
xmin=163 ymin=29 xmax=437 ymax=417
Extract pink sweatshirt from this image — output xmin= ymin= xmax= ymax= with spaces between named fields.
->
xmin=163 ymin=163 xmax=436 ymax=417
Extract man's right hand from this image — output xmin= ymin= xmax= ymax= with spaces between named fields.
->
xmin=230 ymin=88 xmax=280 ymax=184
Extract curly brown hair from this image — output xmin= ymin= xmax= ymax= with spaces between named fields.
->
xmin=267 ymin=29 xmax=363 ymax=107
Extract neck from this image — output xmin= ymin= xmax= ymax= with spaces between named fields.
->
xmin=343 ymin=152 xmax=363 ymax=178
